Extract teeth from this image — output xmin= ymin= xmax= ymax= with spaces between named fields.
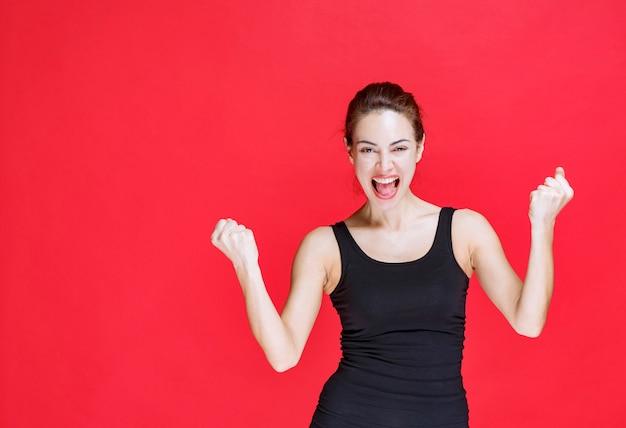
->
xmin=373 ymin=177 xmax=398 ymax=184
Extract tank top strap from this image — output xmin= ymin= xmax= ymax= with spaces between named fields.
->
xmin=331 ymin=222 xmax=351 ymax=252
xmin=431 ymin=207 xmax=457 ymax=261
xmin=330 ymin=222 xmax=353 ymax=288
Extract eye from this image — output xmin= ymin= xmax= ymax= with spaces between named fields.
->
xmin=360 ymin=147 xmax=374 ymax=153
xmin=394 ymin=146 xmax=408 ymax=152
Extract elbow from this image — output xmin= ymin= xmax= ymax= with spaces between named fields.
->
xmin=512 ymin=310 xmax=548 ymax=338
xmin=272 ymin=362 xmax=295 ymax=373
xmin=518 ymin=329 xmax=542 ymax=339
xmin=263 ymin=332 xmax=303 ymax=372
xmin=268 ymin=355 xmax=300 ymax=373
xmin=514 ymin=322 xmax=544 ymax=338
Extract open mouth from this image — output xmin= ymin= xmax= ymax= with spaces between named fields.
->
xmin=372 ymin=176 xmax=400 ymax=199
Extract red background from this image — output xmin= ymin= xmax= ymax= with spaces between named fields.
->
xmin=1 ymin=1 xmax=625 ymax=426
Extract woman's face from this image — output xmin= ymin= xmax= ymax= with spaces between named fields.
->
xmin=348 ymin=110 xmax=423 ymax=209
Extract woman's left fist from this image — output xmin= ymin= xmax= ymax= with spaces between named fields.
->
xmin=529 ymin=167 xmax=574 ymax=226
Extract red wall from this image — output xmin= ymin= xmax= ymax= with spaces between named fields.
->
xmin=1 ymin=1 xmax=625 ymax=426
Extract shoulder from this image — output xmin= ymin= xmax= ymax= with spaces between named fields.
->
xmin=451 ymin=208 xmax=491 ymax=229
xmin=453 ymin=207 xmax=505 ymax=255
xmin=450 ymin=209 xmax=500 ymax=270
xmin=295 ymin=226 xmax=340 ymax=266
xmin=299 ymin=225 xmax=337 ymax=250
xmin=294 ymin=226 xmax=341 ymax=294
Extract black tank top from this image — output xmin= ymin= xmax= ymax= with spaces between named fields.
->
xmin=310 ymin=208 xmax=470 ymax=428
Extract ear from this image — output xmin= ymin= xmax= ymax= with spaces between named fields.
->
xmin=416 ymin=134 xmax=425 ymax=163
xmin=344 ymin=137 xmax=354 ymax=165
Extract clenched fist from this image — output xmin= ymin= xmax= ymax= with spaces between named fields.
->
xmin=211 ymin=218 xmax=259 ymax=269
xmin=529 ymin=167 xmax=574 ymax=227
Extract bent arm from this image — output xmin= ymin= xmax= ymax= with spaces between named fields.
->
xmin=212 ymin=220 xmax=333 ymax=371
xmin=467 ymin=167 xmax=574 ymax=337
xmin=470 ymin=214 xmax=555 ymax=337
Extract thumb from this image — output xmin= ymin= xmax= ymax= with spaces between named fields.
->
xmin=555 ymin=166 xmax=565 ymax=179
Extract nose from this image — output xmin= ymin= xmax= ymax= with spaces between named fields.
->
xmin=378 ymin=151 xmax=393 ymax=171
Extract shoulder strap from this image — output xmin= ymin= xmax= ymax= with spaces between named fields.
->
xmin=330 ymin=222 xmax=351 ymax=293
xmin=431 ymin=207 xmax=456 ymax=259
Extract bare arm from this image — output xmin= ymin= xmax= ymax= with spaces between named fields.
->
xmin=466 ymin=167 xmax=574 ymax=337
xmin=211 ymin=220 xmax=335 ymax=371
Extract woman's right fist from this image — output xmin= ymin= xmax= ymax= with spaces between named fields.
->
xmin=211 ymin=218 xmax=259 ymax=268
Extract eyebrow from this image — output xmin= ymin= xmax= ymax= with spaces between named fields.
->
xmin=356 ymin=139 xmax=411 ymax=146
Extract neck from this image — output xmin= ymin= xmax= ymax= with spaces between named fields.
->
xmin=358 ymin=192 xmax=424 ymax=231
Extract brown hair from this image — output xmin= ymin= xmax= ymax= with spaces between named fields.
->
xmin=344 ymin=82 xmax=424 ymax=147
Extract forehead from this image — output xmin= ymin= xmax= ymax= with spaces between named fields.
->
xmin=353 ymin=110 xmax=415 ymax=142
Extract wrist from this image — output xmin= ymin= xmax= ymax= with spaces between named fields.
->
xmin=529 ymin=215 xmax=556 ymax=230
xmin=530 ymin=222 xmax=555 ymax=244
xmin=234 ymin=259 xmax=261 ymax=277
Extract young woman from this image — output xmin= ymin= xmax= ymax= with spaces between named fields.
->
xmin=211 ymin=82 xmax=574 ymax=427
